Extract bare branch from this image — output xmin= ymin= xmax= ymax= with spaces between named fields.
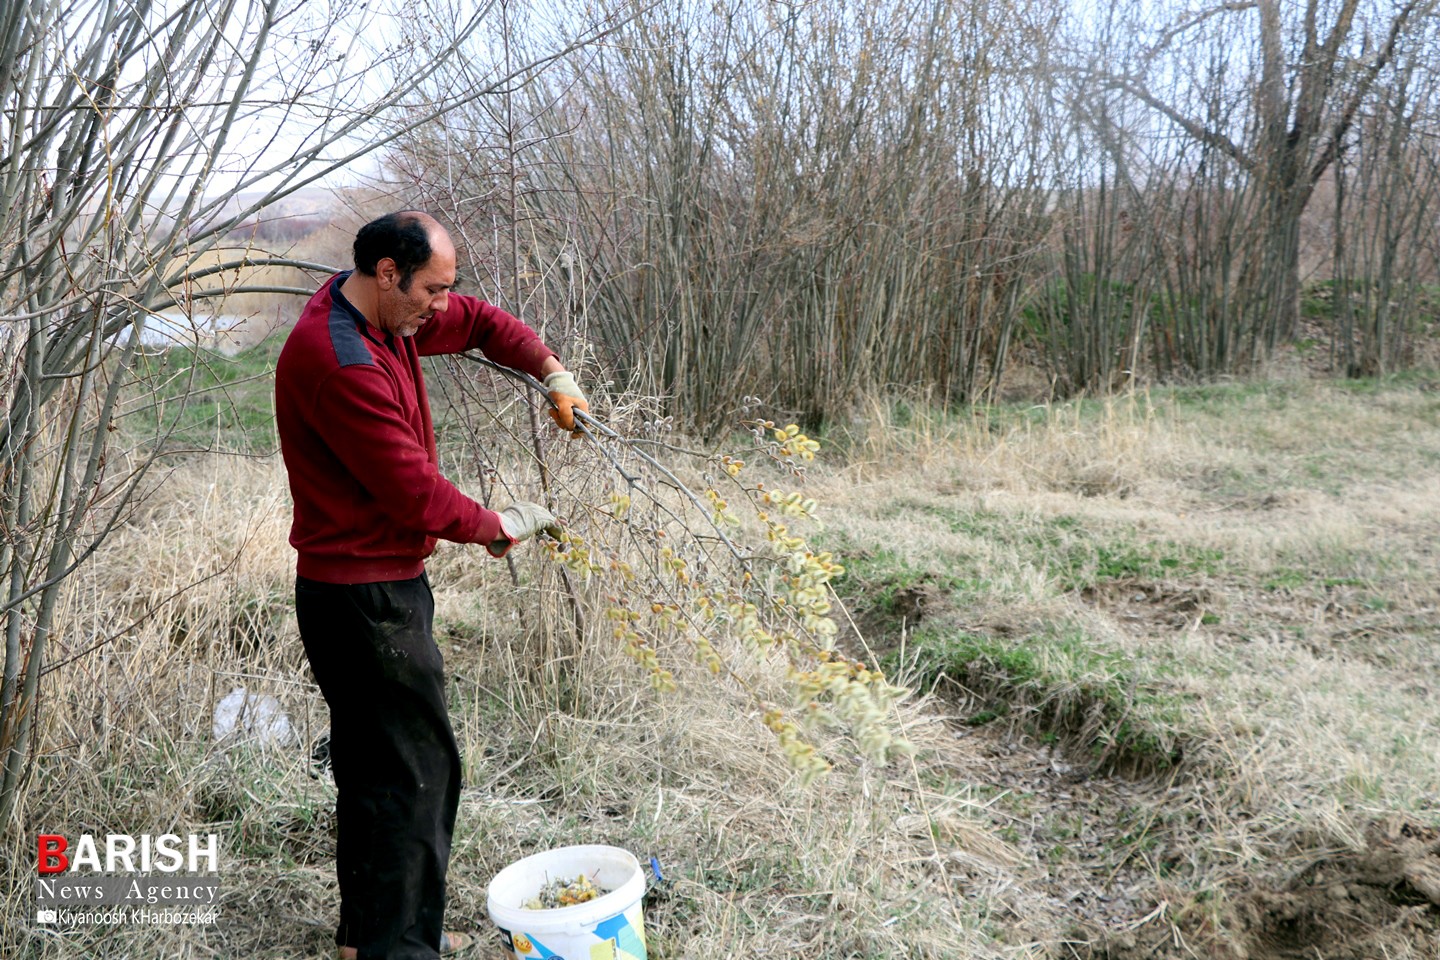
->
xmin=1089 ymin=70 xmax=1255 ymax=170
xmin=1309 ymin=0 xmax=1430 ymax=185
xmin=1142 ymin=1 xmax=1257 ymax=64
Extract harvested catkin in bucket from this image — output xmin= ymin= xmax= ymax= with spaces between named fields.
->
xmin=523 ymin=873 xmax=605 ymax=910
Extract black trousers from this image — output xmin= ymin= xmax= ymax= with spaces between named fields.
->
xmin=296 ymin=573 xmax=462 ymax=960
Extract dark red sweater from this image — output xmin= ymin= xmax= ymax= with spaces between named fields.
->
xmin=276 ymin=273 xmax=555 ymax=583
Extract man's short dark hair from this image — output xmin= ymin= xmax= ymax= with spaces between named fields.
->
xmin=353 ymin=212 xmax=432 ymax=291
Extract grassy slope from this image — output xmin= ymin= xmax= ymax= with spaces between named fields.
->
xmin=816 ymin=379 xmax=1440 ymax=956
xmin=4 ymin=355 xmax=1440 ymax=959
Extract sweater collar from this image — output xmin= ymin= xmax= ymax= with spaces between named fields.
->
xmin=331 ymin=272 xmax=396 ymax=352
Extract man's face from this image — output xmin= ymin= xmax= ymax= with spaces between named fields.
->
xmin=374 ymin=236 xmax=457 ymax=337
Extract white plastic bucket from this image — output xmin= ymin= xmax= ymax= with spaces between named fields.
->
xmin=486 ymin=844 xmax=647 ymax=960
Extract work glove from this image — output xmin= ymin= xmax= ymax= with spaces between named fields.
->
xmin=486 ymin=501 xmax=562 ymax=558
xmin=544 ymin=370 xmax=590 ymax=437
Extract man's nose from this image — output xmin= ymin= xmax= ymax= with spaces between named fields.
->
xmin=431 ymin=292 xmax=449 ymax=314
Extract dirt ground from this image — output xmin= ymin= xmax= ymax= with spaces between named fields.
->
xmin=945 ymin=720 xmax=1440 ymax=959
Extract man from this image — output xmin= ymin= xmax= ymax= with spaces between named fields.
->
xmin=276 ymin=211 xmax=588 ymax=959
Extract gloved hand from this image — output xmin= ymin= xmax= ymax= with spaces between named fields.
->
xmin=486 ymin=501 xmax=562 ymax=558
xmin=544 ymin=370 xmax=589 ymax=437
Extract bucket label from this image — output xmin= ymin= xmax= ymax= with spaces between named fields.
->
xmin=594 ymin=914 xmax=646 ymax=960
xmin=512 ymin=932 xmax=552 ymax=957
xmin=508 ymin=915 xmax=645 ymax=960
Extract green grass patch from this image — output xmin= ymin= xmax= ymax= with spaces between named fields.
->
xmin=890 ymin=503 xmax=1225 ymax=591
xmin=827 ymin=540 xmax=984 ymax=618
xmin=898 ymin=624 xmax=1189 ymax=774
xmin=123 ymin=342 xmax=279 ymax=455
xmin=1164 ymin=379 xmax=1289 ymax=414
xmin=1261 ymin=568 xmax=1368 ymax=592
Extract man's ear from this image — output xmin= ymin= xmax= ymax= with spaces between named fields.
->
xmin=374 ymin=257 xmax=399 ymax=291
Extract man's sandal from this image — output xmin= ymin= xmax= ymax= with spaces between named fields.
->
xmin=335 ymin=931 xmax=474 ymax=958
xmin=440 ymin=931 xmax=474 ymax=954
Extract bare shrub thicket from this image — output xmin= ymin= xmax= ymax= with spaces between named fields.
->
xmin=385 ymin=0 xmax=1440 ymax=406
xmin=389 ymin=0 xmax=1058 ymax=428
xmin=1329 ymin=60 xmax=1440 ymax=374
xmin=1039 ymin=0 xmax=1440 ymax=391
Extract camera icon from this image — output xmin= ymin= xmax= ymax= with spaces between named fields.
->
xmin=36 ymin=909 xmax=57 ymax=924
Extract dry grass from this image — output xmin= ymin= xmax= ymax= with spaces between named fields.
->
xmin=817 ymin=376 xmax=1440 ymax=955
xmin=1 ymin=437 xmax=1007 ymax=959
xmin=5 ymin=373 xmax=1440 ymax=958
